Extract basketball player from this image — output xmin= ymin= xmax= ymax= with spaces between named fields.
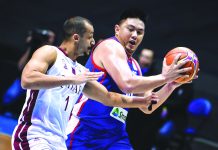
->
xmin=66 ymin=9 xmax=192 ymax=149
xmin=11 ymin=16 xmax=159 ymax=150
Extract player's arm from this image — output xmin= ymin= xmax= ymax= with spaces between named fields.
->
xmin=95 ymin=40 xmax=190 ymax=93
xmin=140 ymin=72 xmax=199 ymax=114
xmin=82 ymin=81 xmax=159 ymax=108
xmin=21 ymin=46 xmax=103 ymax=89
xmin=139 ymin=82 xmax=180 ymax=114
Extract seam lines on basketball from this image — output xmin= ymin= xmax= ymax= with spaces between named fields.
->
xmin=165 ymin=52 xmax=187 ymax=58
xmin=190 ymin=53 xmax=197 ymax=80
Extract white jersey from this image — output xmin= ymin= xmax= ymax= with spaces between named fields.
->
xmin=12 ymin=47 xmax=86 ymax=149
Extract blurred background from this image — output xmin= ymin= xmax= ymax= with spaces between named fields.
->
xmin=0 ymin=0 xmax=217 ymax=149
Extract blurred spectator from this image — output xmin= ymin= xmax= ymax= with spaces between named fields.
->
xmin=0 ymin=28 xmax=55 ymax=117
xmin=127 ymin=48 xmax=163 ymax=150
xmin=17 ymin=28 xmax=55 ymax=71
xmin=157 ymin=83 xmax=194 ymax=150
xmin=138 ymin=48 xmax=155 ymax=76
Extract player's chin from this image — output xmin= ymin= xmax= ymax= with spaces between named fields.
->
xmin=125 ymin=48 xmax=135 ymax=56
xmin=126 ymin=45 xmax=136 ymax=53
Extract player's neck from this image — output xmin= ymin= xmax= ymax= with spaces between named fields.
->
xmin=59 ymin=41 xmax=77 ymax=61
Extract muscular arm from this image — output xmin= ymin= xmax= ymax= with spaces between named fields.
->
xmin=21 ymin=45 xmax=101 ymax=90
xmin=82 ymin=81 xmax=156 ymax=108
xmin=94 ymin=40 xmax=187 ymax=94
xmin=140 ymin=82 xmax=178 ymax=114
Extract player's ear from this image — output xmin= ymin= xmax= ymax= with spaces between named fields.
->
xmin=72 ymin=34 xmax=80 ymax=42
xmin=115 ymin=24 xmax=120 ymax=36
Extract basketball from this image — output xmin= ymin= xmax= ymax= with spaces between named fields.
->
xmin=165 ymin=47 xmax=199 ymax=83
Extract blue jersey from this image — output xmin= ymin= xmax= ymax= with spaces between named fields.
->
xmin=66 ymin=37 xmax=141 ymax=149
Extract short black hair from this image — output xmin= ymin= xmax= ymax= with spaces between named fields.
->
xmin=118 ymin=8 xmax=148 ymax=25
xmin=63 ymin=16 xmax=92 ymax=40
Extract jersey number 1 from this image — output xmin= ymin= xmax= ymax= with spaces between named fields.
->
xmin=65 ymin=96 xmax=70 ymax=111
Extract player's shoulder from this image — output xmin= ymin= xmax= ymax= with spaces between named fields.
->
xmin=95 ymin=38 xmax=125 ymax=56
xmin=35 ymin=45 xmax=57 ymax=55
xmin=101 ymin=38 xmax=123 ymax=49
xmin=32 ymin=45 xmax=58 ymax=63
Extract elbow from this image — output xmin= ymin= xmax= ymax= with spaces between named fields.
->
xmin=118 ymin=79 xmax=134 ymax=94
xmin=21 ymin=76 xmax=32 ymax=89
xmin=145 ymin=110 xmax=153 ymax=115
xmin=140 ymin=107 xmax=154 ymax=115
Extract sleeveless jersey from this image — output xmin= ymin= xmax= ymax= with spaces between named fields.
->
xmin=12 ymin=46 xmax=86 ymax=149
xmin=66 ymin=37 xmax=141 ymax=149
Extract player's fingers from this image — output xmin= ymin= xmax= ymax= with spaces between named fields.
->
xmin=186 ymin=80 xmax=193 ymax=84
xmin=151 ymin=95 xmax=158 ymax=99
xmin=151 ymin=100 xmax=158 ymax=104
xmin=86 ymin=77 xmax=101 ymax=81
xmin=151 ymin=92 xmax=158 ymax=96
xmin=163 ymin=58 xmax=167 ymax=67
xmin=194 ymin=75 xmax=198 ymax=79
xmin=147 ymin=99 xmax=159 ymax=111
xmin=85 ymin=71 xmax=104 ymax=75
xmin=85 ymin=72 xmax=104 ymax=77
xmin=172 ymin=54 xmax=181 ymax=65
xmin=148 ymin=104 xmax=153 ymax=111
xmin=177 ymin=67 xmax=192 ymax=74
xmin=176 ymin=59 xmax=189 ymax=68
xmin=84 ymin=68 xmax=90 ymax=72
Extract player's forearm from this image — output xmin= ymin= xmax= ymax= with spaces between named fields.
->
xmin=123 ymin=74 xmax=167 ymax=93
xmin=83 ymin=81 xmax=148 ymax=108
xmin=106 ymin=92 xmax=147 ymax=108
xmin=21 ymin=71 xmax=74 ymax=89
xmin=140 ymin=83 xmax=176 ymax=114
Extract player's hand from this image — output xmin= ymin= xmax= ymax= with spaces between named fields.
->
xmin=167 ymin=68 xmax=200 ymax=88
xmin=161 ymin=54 xmax=192 ymax=83
xmin=178 ymin=68 xmax=199 ymax=85
xmin=71 ymin=71 xmax=104 ymax=85
xmin=143 ymin=92 xmax=159 ymax=111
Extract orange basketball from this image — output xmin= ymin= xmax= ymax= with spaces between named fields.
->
xmin=165 ymin=47 xmax=199 ymax=83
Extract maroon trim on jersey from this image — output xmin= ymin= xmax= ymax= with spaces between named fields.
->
xmin=58 ymin=47 xmax=68 ymax=56
xmin=13 ymin=122 xmax=32 ymax=150
xmin=13 ymin=123 xmax=24 ymax=150
xmin=21 ymin=90 xmax=39 ymax=122
xmin=13 ymin=90 xmax=39 ymax=150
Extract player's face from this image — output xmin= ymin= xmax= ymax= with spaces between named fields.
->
xmin=116 ymin=18 xmax=145 ymax=55
xmin=78 ymin=22 xmax=95 ymax=56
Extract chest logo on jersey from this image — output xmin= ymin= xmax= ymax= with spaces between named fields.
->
xmin=62 ymin=59 xmax=68 ymax=69
xmin=60 ymin=84 xmax=83 ymax=94
xmin=110 ymin=107 xmax=128 ymax=124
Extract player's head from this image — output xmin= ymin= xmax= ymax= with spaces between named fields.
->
xmin=115 ymin=8 xmax=147 ymax=55
xmin=63 ymin=16 xmax=95 ymax=56
xmin=139 ymin=48 xmax=154 ymax=68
